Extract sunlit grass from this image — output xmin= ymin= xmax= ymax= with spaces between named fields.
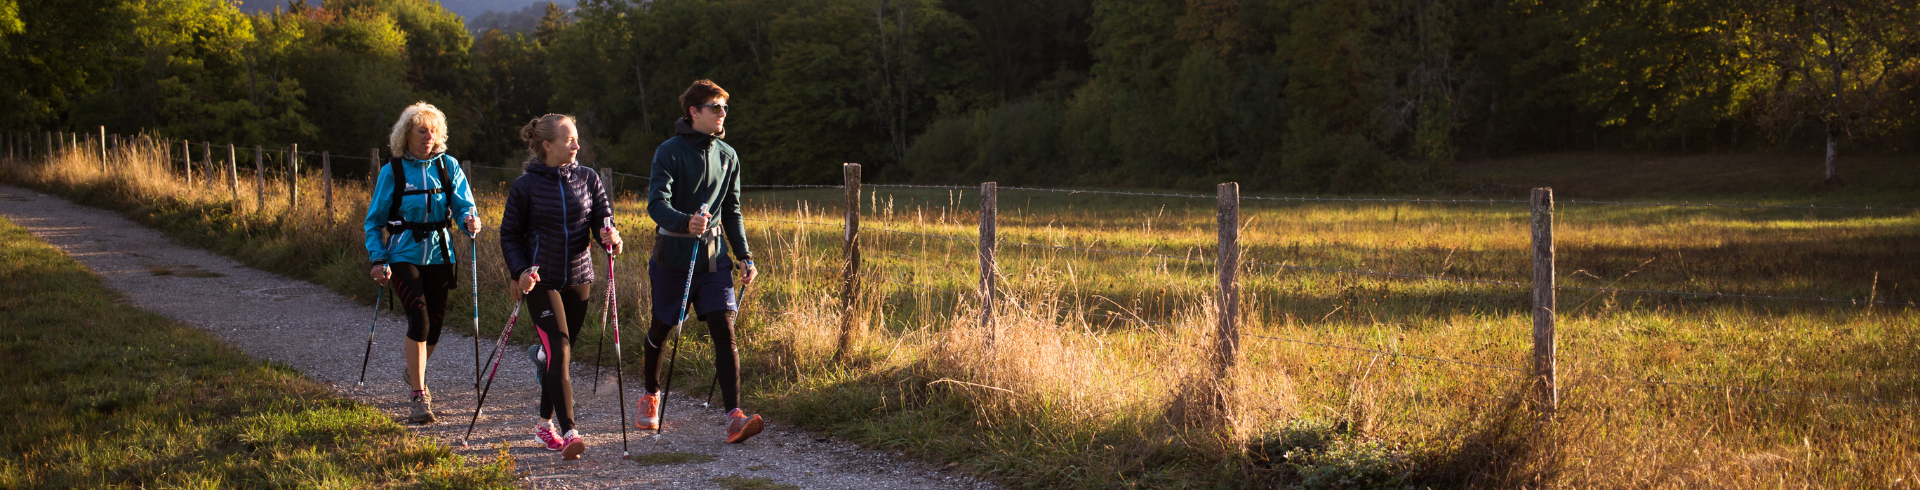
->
xmin=0 ymin=211 xmax=518 ymax=489
xmin=5 ymin=141 xmax=1916 ymax=487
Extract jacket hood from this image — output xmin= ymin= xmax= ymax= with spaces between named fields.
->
xmin=674 ymin=117 xmax=726 ymax=141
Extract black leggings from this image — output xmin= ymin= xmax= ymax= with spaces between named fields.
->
xmin=390 ymin=263 xmax=452 ymax=345
xmin=528 ymin=283 xmax=592 ymax=432
xmin=643 ymin=311 xmax=740 ymax=410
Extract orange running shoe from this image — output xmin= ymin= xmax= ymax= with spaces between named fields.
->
xmin=635 ymin=392 xmax=662 ymax=430
xmin=724 ymin=408 xmax=764 ymax=444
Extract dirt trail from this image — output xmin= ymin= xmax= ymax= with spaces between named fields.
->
xmin=0 ymin=183 xmax=993 ymax=490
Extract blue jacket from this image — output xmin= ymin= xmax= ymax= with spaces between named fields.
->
xmin=499 ymin=160 xmax=614 ymax=288
xmin=362 ymin=153 xmax=477 ymax=266
xmin=647 ymin=118 xmax=750 ymax=270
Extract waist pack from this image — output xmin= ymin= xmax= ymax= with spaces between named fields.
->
xmin=654 ymin=220 xmax=725 ymax=273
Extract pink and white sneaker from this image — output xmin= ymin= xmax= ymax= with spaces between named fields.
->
xmin=560 ymin=430 xmax=587 ymax=460
xmin=534 ymin=423 xmax=564 ymax=451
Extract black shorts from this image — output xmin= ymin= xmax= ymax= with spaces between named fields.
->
xmin=648 ymin=256 xmax=736 ymax=325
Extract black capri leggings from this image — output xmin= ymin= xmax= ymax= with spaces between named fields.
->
xmin=528 ymin=282 xmax=593 ymax=433
xmin=390 ymin=263 xmax=453 ymax=345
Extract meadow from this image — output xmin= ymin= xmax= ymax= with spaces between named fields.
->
xmin=4 ymin=137 xmax=1916 ymax=488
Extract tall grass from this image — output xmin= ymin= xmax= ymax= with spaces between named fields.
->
xmin=6 ymin=139 xmax=1917 ymax=488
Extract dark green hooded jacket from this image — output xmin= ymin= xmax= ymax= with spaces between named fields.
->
xmin=647 ymin=118 xmax=750 ymax=271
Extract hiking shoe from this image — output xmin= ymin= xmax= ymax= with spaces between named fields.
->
xmin=560 ymin=430 xmax=587 ymax=460
xmin=635 ymin=391 xmax=662 ymax=430
xmin=724 ymin=408 xmax=764 ymax=444
xmin=408 ymin=391 xmax=436 ymax=424
xmin=534 ymin=422 xmax=563 ymax=451
xmin=527 ymin=344 xmax=548 ymax=384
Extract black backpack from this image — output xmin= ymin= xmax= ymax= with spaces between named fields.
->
xmin=382 ymin=156 xmax=459 ymax=289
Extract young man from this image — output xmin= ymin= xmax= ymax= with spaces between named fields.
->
xmin=638 ymin=79 xmax=764 ymax=443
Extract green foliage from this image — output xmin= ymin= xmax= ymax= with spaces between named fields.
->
xmin=1250 ymin=419 xmax=1420 ymax=489
xmin=7 ymin=0 xmax=1919 ymax=189
xmin=0 ymin=0 xmax=21 ymax=38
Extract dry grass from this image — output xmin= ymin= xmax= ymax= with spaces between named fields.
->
xmin=5 ymin=139 xmax=1917 ymax=488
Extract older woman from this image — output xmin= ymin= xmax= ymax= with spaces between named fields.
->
xmin=364 ymin=102 xmax=481 ymax=425
xmin=499 ymin=113 xmax=622 ymax=460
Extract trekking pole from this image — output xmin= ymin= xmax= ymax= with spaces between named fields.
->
xmin=357 ymin=283 xmax=385 ymax=386
xmin=358 ymin=235 xmax=395 ymax=387
xmin=469 ymin=229 xmax=481 ymax=391
xmin=603 ymin=242 xmax=632 ymax=457
xmin=591 ymin=252 xmax=612 ymax=395
xmin=704 ymin=279 xmax=750 ymax=408
xmin=461 ymin=266 xmax=535 ymax=448
xmin=656 ymin=204 xmax=708 ymax=436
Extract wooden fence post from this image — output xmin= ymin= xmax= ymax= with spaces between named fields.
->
xmin=183 ymin=139 xmax=194 ymax=186
xmin=835 ymin=163 xmax=862 ymax=362
xmin=370 ymin=149 xmax=379 ymax=185
xmin=979 ymin=182 xmax=997 ymax=350
xmin=202 ymin=142 xmax=211 ymax=190
xmin=98 ymin=126 xmax=106 ymax=166
xmin=324 ymin=151 xmax=334 ymax=223
xmin=288 ymin=144 xmax=299 ymax=210
xmin=1216 ymin=183 xmax=1242 ymax=384
xmin=1531 ymin=187 xmax=1557 ymax=414
xmin=227 ymin=144 xmax=238 ymax=200
xmin=254 ymin=146 xmax=265 ymax=212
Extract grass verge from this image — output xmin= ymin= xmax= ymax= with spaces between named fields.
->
xmin=0 ymin=216 xmax=519 ymax=488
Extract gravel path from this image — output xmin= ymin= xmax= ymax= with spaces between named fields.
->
xmin=0 ymin=183 xmax=995 ymax=490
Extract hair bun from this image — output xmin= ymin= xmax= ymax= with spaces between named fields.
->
xmin=519 ymin=119 xmax=542 ymax=142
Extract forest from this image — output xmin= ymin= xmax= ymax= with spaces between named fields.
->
xmin=2 ymin=0 xmax=1916 ymax=191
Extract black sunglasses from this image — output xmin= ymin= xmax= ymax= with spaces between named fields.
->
xmin=698 ymin=102 xmax=730 ymax=114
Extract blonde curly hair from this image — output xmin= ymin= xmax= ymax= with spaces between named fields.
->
xmin=388 ymin=102 xmax=448 ymax=158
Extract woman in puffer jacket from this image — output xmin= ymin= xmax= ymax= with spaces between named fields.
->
xmin=497 ymin=113 xmax=623 ymax=460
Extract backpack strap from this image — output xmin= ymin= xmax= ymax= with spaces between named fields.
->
xmin=383 ymin=157 xmax=453 ymax=240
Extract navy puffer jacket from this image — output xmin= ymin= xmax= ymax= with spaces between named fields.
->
xmin=499 ymin=159 xmax=614 ymax=288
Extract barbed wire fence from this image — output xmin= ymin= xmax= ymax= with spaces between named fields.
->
xmin=11 ymin=132 xmax=1917 ymax=411
xmin=726 ymin=165 xmax=1917 ymax=415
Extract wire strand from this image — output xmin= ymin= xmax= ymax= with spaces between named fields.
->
xmin=1560 ymin=285 xmax=1918 ymax=307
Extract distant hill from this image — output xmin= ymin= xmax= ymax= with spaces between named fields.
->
xmin=229 ymin=0 xmax=574 ymax=29
xmin=468 ymin=1 xmax=560 ymax=34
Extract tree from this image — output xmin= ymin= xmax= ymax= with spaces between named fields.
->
xmin=472 ymin=28 xmax=553 ymax=162
xmin=1734 ymin=0 xmax=1920 ymax=183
